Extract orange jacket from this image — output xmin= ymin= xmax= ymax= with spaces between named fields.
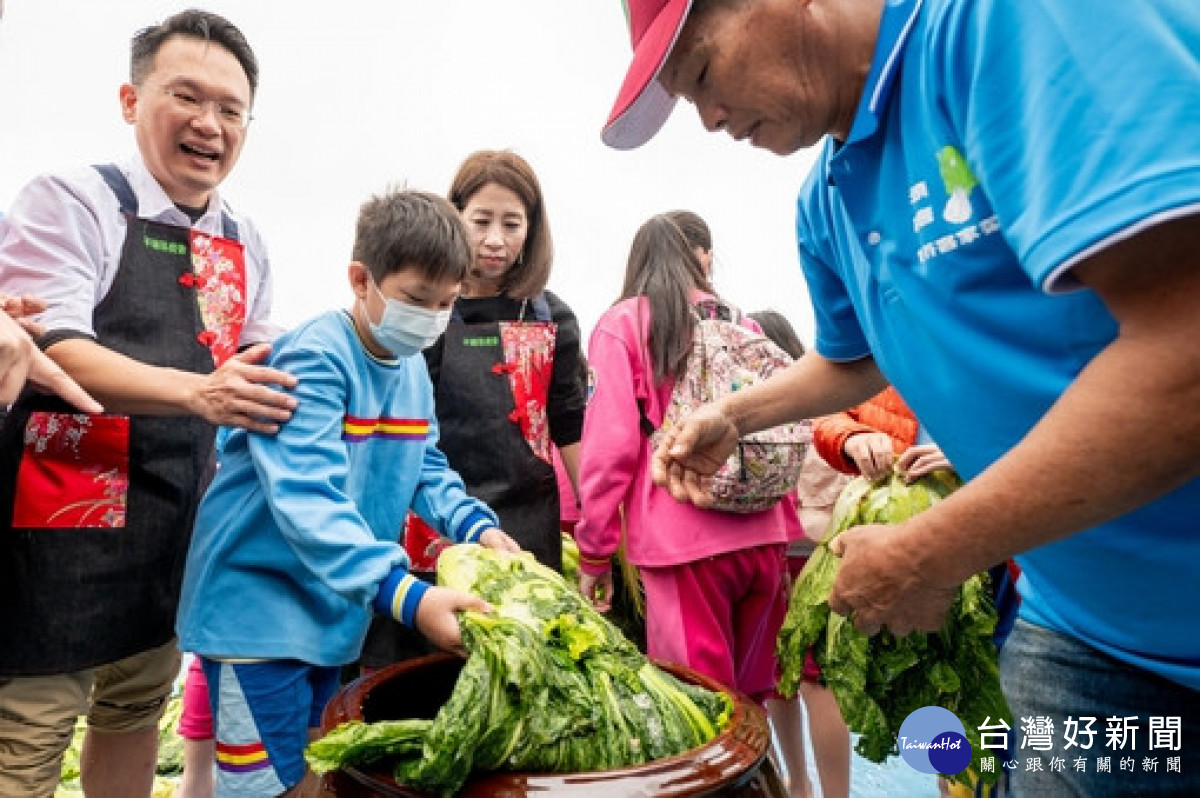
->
xmin=813 ymin=386 xmax=918 ymax=474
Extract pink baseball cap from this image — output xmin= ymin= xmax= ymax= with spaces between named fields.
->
xmin=602 ymin=0 xmax=695 ymax=150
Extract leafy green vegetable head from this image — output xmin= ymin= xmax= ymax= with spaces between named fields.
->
xmin=776 ymin=469 xmax=1011 ymax=786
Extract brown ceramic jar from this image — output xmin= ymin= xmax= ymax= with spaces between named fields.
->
xmin=319 ymin=653 xmax=786 ymax=797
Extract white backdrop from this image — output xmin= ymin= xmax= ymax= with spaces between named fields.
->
xmin=0 ymin=1 xmax=820 ymax=343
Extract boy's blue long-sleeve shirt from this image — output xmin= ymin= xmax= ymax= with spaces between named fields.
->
xmin=176 ymin=311 xmax=497 ymax=666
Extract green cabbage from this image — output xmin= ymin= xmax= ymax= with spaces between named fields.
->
xmin=308 ymin=545 xmax=733 ymax=796
xmin=776 ymin=469 xmax=1010 ymax=787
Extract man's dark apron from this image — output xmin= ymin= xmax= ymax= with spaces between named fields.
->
xmin=429 ymin=296 xmax=562 ymax=569
xmin=0 ymin=165 xmax=245 ymax=676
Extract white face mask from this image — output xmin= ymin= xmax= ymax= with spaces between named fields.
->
xmin=368 ymin=280 xmax=452 ymax=358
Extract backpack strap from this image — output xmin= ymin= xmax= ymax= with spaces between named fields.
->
xmin=693 ymin=296 xmax=737 ymax=323
xmin=636 ymin=399 xmax=657 ymax=438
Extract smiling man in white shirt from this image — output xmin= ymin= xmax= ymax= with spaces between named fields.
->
xmin=0 ymin=10 xmax=297 ymax=796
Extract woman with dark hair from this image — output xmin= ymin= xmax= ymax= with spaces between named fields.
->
xmin=574 ymin=212 xmax=802 ymax=711
xmin=360 ymin=150 xmax=587 ymax=668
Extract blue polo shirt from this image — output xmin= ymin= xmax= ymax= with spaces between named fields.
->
xmin=798 ymin=0 xmax=1200 ymax=688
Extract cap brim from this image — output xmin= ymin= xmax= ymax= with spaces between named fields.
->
xmin=602 ymin=0 xmax=694 ymax=150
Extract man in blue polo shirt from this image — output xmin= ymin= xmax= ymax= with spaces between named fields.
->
xmin=602 ymin=1 xmax=1200 ymax=794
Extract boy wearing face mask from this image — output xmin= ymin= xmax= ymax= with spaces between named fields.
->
xmin=174 ymin=188 xmax=519 ymax=796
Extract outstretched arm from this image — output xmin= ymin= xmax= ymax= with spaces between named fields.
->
xmin=45 ymin=338 xmax=296 ymax=431
xmin=651 ymin=353 xmax=887 ymax=506
xmin=828 ymin=214 xmax=1200 ymax=634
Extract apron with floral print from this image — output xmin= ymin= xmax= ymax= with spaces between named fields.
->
xmin=406 ymin=296 xmax=561 ymax=570
xmin=0 ymin=165 xmax=245 ymax=674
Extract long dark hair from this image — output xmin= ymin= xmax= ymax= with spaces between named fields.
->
xmin=618 ymin=213 xmax=716 ymax=382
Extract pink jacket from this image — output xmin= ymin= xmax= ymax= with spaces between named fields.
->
xmin=575 ymin=295 xmax=803 ymax=575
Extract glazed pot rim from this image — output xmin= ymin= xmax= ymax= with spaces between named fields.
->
xmin=321 ymin=653 xmax=772 ymax=796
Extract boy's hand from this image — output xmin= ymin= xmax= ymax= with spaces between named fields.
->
xmin=414 ymin=586 xmax=492 ymax=656
xmin=478 ymin=527 xmax=521 ymax=553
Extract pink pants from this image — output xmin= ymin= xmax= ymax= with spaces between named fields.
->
xmin=640 ymin=543 xmax=787 ymax=704
xmin=177 ymin=655 xmax=213 ymax=740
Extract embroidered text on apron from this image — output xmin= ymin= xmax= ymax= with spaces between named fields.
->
xmin=430 ymin=295 xmax=562 ymax=569
xmin=0 ymin=165 xmax=246 ymax=675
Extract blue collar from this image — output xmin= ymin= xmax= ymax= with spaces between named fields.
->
xmin=843 ymin=0 xmax=924 ymax=146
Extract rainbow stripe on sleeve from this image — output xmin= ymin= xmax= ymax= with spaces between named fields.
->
xmin=341 ymin=415 xmax=430 ymax=442
xmin=215 ymin=740 xmax=271 ymax=773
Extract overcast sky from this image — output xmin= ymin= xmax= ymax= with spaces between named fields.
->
xmin=0 ymin=0 xmax=821 ymax=343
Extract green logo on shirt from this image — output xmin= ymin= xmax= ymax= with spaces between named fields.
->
xmin=936 ymin=146 xmax=978 ymax=224
xmin=462 ymin=336 xmax=499 ymax=348
xmin=143 ymin=235 xmax=188 ymax=256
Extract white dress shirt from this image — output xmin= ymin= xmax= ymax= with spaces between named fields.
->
xmin=0 ymin=154 xmax=276 ymax=344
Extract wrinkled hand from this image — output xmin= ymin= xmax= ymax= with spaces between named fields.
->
xmin=1 ymin=309 xmax=102 ymax=413
xmin=578 ymin=569 xmax=614 ymax=613
xmin=896 ymin=444 xmax=953 ymax=482
xmin=414 ymin=586 xmax=493 ymax=657
xmin=478 ymin=527 xmax=521 ymax=553
xmin=826 ymin=521 xmax=959 ymax=636
xmin=650 ymin=402 xmax=739 ymax=507
xmin=191 ymin=343 xmax=298 ymax=432
xmin=843 ymin=431 xmax=895 ymax=480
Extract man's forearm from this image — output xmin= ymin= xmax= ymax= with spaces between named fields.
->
xmin=45 ymin=338 xmax=200 ymax=415
xmin=907 ymin=332 xmax=1200 ymax=585
xmin=724 ymin=352 xmax=887 ymax=436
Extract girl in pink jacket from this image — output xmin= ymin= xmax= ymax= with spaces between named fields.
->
xmin=575 ymin=212 xmax=802 ymax=704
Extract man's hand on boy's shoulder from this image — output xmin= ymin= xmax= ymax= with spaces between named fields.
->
xmin=478 ymin=527 xmax=521 ymax=553
xmin=189 ymin=342 xmax=298 ymax=433
xmin=414 ymin=586 xmax=492 ymax=656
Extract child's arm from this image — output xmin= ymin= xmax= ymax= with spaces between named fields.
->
xmin=409 ymin=418 xmax=520 ymax=552
xmin=372 ymin=568 xmax=490 ymax=654
xmin=422 ymin=510 xmax=520 ymax=563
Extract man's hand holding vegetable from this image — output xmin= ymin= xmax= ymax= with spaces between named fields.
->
xmin=823 ymin=520 xmax=960 ymax=637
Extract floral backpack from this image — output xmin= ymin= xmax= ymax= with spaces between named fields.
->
xmin=640 ymin=300 xmax=811 ymax=512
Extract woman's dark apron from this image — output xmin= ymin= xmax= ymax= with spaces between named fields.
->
xmin=0 ymin=165 xmax=245 ymax=676
xmin=428 ymin=296 xmax=561 ymax=569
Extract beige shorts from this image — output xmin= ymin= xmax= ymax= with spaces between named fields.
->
xmin=0 ymin=639 xmax=181 ymax=797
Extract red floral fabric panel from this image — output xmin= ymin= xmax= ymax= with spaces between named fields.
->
xmin=13 ymin=412 xmax=130 ymax=528
xmin=188 ymin=230 xmax=246 ymax=366
xmin=496 ymin=321 xmax=555 ymax=464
